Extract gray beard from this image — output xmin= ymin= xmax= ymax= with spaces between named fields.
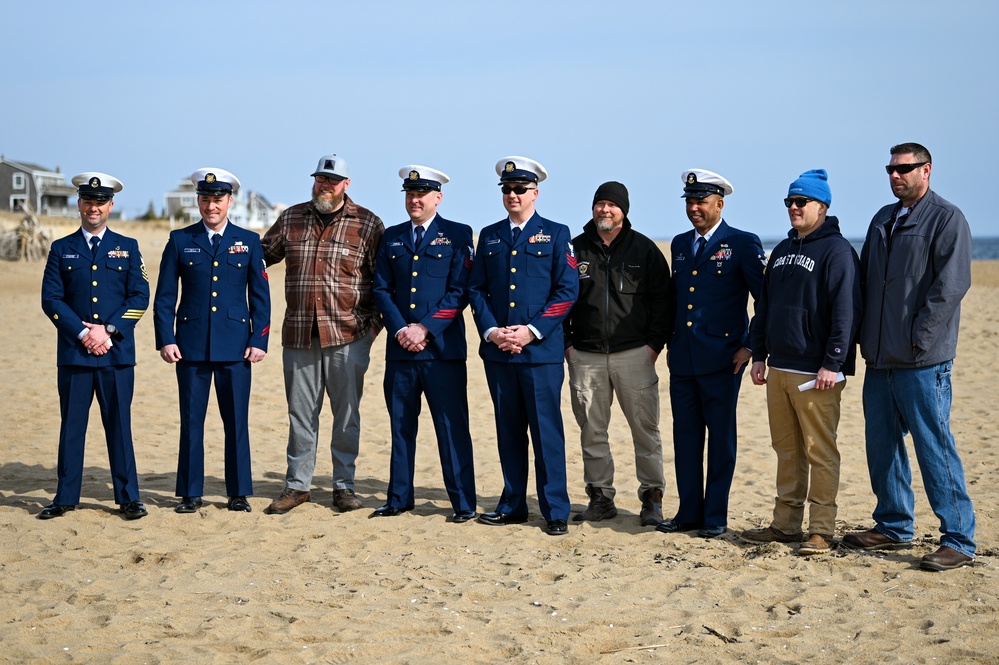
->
xmin=595 ymin=218 xmax=617 ymax=233
xmin=313 ymin=193 xmax=344 ymax=214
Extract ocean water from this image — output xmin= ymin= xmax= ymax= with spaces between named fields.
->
xmin=760 ymin=236 xmax=999 ymax=260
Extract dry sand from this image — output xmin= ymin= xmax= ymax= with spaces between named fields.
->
xmin=2 ymin=216 xmax=997 ymax=664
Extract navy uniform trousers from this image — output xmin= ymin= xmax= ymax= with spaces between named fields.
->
xmin=56 ymin=365 xmax=141 ymax=505
xmin=175 ymin=360 xmax=254 ymax=498
xmin=383 ymin=360 xmax=476 ymax=513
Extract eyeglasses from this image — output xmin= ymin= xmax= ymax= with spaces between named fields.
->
xmin=885 ymin=162 xmax=928 ymax=175
xmin=783 ymin=197 xmax=812 ymax=209
xmin=501 ymin=185 xmax=537 ymax=195
xmin=315 ymin=175 xmax=344 ymax=184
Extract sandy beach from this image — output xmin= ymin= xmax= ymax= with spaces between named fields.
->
xmin=2 ymin=215 xmax=997 ymax=664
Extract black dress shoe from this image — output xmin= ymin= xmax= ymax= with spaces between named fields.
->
xmin=227 ymin=496 xmax=252 ymax=512
xmin=477 ymin=511 xmax=528 ymax=526
xmin=451 ymin=510 xmax=477 ymax=523
xmin=370 ymin=505 xmax=411 ymax=518
xmin=697 ymin=525 xmax=726 ymax=538
xmin=38 ymin=502 xmax=75 ymax=520
xmin=655 ymin=519 xmax=701 ymax=534
xmin=175 ymin=497 xmax=203 ymax=513
xmin=546 ymin=519 xmax=569 ymax=535
xmin=120 ymin=501 xmax=148 ymax=520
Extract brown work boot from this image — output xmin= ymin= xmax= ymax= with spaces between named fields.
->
xmin=797 ymin=533 xmax=835 ymax=555
xmin=264 ymin=488 xmax=310 ymax=515
xmin=739 ymin=525 xmax=803 ymax=543
xmin=573 ymin=485 xmax=618 ymax=522
xmin=333 ymin=488 xmax=363 ymax=512
xmin=639 ymin=488 xmax=664 ymax=526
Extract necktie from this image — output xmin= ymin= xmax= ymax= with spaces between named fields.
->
xmin=212 ymin=234 xmax=222 ymax=254
xmin=414 ymin=225 xmax=424 ymax=247
xmin=512 ymin=226 xmax=522 ymax=244
xmin=694 ymin=236 xmax=706 ymax=260
xmin=90 ymin=235 xmax=100 ymax=258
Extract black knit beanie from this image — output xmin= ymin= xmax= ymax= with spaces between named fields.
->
xmin=592 ymin=181 xmax=630 ymax=217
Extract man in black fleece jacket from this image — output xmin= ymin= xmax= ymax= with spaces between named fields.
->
xmin=740 ymin=169 xmax=861 ymax=555
xmin=563 ymin=181 xmax=672 ymax=526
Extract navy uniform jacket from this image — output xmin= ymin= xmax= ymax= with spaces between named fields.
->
xmin=468 ymin=213 xmax=578 ymax=364
xmin=667 ymin=220 xmax=765 ymax=375
xmin=372 ymin=214 xmax=473 ymax=362
xmin=42 ymin=229 xmax=149 ymax=366
xmin=154 ymin=222 xmax=270 ymax=361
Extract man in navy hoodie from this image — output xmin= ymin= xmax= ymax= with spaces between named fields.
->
xmin=740 ymin=169 xmax=860 ymax=555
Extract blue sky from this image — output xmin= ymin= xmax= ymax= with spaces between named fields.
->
xmin=3 ymin=1 xmax=996 ymax=240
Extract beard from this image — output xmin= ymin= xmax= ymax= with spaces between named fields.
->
xmin=313 ymin=191 xmax=344 ymax=214
xmin=595 ymin=217 xmax=618 ymax=233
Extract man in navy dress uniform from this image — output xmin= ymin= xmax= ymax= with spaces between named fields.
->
xmin=154 ymin=168 xmax=270 ymax=513
xmin=468 ymin=156 xmax=578 ymax=536
xmin=371 ymin=165 xmax=477 ymax=522
xmin=39 ymin=172 xmax=149 ymax=520
xmin=658 ymin=169 xmax=765 ymax=538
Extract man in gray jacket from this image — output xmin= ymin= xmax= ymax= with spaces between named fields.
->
xmin=843 ymin=142 xmax=975 ymax=571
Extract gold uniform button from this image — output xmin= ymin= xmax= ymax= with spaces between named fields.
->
xmin=510 ymin=285 xmax=516 ymax=290
xmin=687 ymin=321 xmax=692 ymax=327
xmin=436 ymin=253 xmax=443 ymax=258
xmin=214 ymin=261 xmax=219 ymax=267
xmin=512 ymin=250 xmax=518 ymax=256
xmin=511 ymin=268 xmax=517 ymax=273
xmin=717 ymin=270 xmax=722 ymax=274
xmin=93 ymin=314 xmax=99 ymax=319
xmin=536 ymin=251 xmax=542 ymax=256
xmin=725 ymin=333 xmax=730 ymax=337
xmin=410 ymin=304 xmax=416 ymax=309
xmin=212 ymin=306 xmax=217 ymax=312
xmin=689 ymin=287 xmax=695 ymax=292
xmin=92 ymin=281 xmax=98 ymax=286
xmin=237 ymin=262 xmax=242 ymax=267
xmin=189 ymin=261 xmax=194 ymax=266
xmin=410 ymin=287 xmax=417 ymax=293
xmin=687 ymin=304 xmax=693 ymax=310
xmin=510 ymin=302 xmax=516 ymax=307
xmin=92 ymin=265 xmax=97 ymax=271
xmin=53 ymin=314 xmax=59 ymax=320
xmin=117 ymin=266 xmax=122 ymax=271
xmin=212 ymin=292 xmax=218 ymax=297
xmin=692 ymin=270 xmax=698 ymax=276
xmin=414 ymin=256 xmax=420 ymax=261
xmin=213 ymin=276 xmax=218 ymax=281
xmin=92 ymin=297 xmax=98 ymax=302
xmin=412 ymin=272 xmax=418 ymax=277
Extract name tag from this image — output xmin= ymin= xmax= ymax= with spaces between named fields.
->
xmin=184 ymin=248 xmax=201 ymax=253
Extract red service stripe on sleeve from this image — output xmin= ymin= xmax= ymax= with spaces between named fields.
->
xmin=262 ymin=269 xmax=269 ymax=281
xmin=464 ymin=256 xmax=473 ymax=270
xmin=566 ymin=255 xmax=577 ymax=269
xmin=432 ymin=309 xmax=458 ymax=319
xmin=261 ymin=325 xmax=270 ymax=336
xmin=542 ymin=302 xmax=573 ymax=317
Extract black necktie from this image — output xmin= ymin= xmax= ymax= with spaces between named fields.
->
xmin=212 ymin=234 xmax=222 ymax=254
xmin=414 ymin=225 xmax=424 ymax=247
xmin=694 ymin=236 xmax=706 ymax=260
xmin=90 ymin=235 xmax=100 ymax=257
xmin=512 ymin=226 xmax=522 ymax=244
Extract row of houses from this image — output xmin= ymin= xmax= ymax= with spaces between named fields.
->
xmin=0 ymin=156 xmax=280 ymax=228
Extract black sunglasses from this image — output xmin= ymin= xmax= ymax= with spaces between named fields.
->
xmin=885 ymin=162 xmax=928 ymax=175
xmin=783 ymin=197 xmax=812 ymax=209
xmin=501 ymin=185 xmax=536 ymax=195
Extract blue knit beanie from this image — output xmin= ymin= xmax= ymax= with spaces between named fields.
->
xmin=787 ymin=169 xmax=831 ymax=207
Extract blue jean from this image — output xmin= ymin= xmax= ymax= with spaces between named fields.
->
xmin=863 ymin=362 xmax=975 ymax=557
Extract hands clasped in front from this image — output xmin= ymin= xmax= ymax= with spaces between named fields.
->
xmin=489 ymin=325 xmax=535 ymax=354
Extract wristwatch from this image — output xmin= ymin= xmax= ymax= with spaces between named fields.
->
xmin=104 ymin=323 xmax=118 ymax=336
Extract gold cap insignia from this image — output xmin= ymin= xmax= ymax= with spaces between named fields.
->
xmin=90 ymin=177 xmax=101 ymax=188
xmin=505 ymin=161 xmax=515 ymax=173
xmin=409 ymin=170 xmax=419 ymax=181
xmin=687 ymin=173 xmax=697 ymax=185
xmin=206 ymin=173 xmax=217 ymax=183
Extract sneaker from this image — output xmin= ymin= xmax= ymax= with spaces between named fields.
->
xmin=264 ymin=488 xmax=310 ymax=515
xmin=797 ymin=533 xmax=835 ymax=555
xmin=739 ymin=525 xmax=803 ymax=544
xmin=333 ymin=489 xmax=363 ymax=512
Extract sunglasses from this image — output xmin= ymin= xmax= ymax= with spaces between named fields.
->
xmin=315 ymin=175 xmax=345 ymax=184
xmin=885 ymin=162 xmax=928 ymax=175
xmin=501 ymin=185 xmax=537 ymax=195
xmin=783 ymin=197 xmax=812 ymax=209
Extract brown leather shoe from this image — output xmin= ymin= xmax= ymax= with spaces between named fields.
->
xmin=573 ymin=485 xmax=617 ymax=522
xmin=797 ymin=533 xmax=835 ymax=555
xmin=639 ymin=488 xmax=664 ymax=526
xmin=333 ymin=489 xmax=363 ymax=512
xmin=841 ymin=528 xmax=909 ymax=551
xmin=920 ymin=545 xmax=973 ymax=571
xmin=264 ymin=488 xmax=310 ymax=515
xmin=739 ymin=525 xmax=803 ymax=543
